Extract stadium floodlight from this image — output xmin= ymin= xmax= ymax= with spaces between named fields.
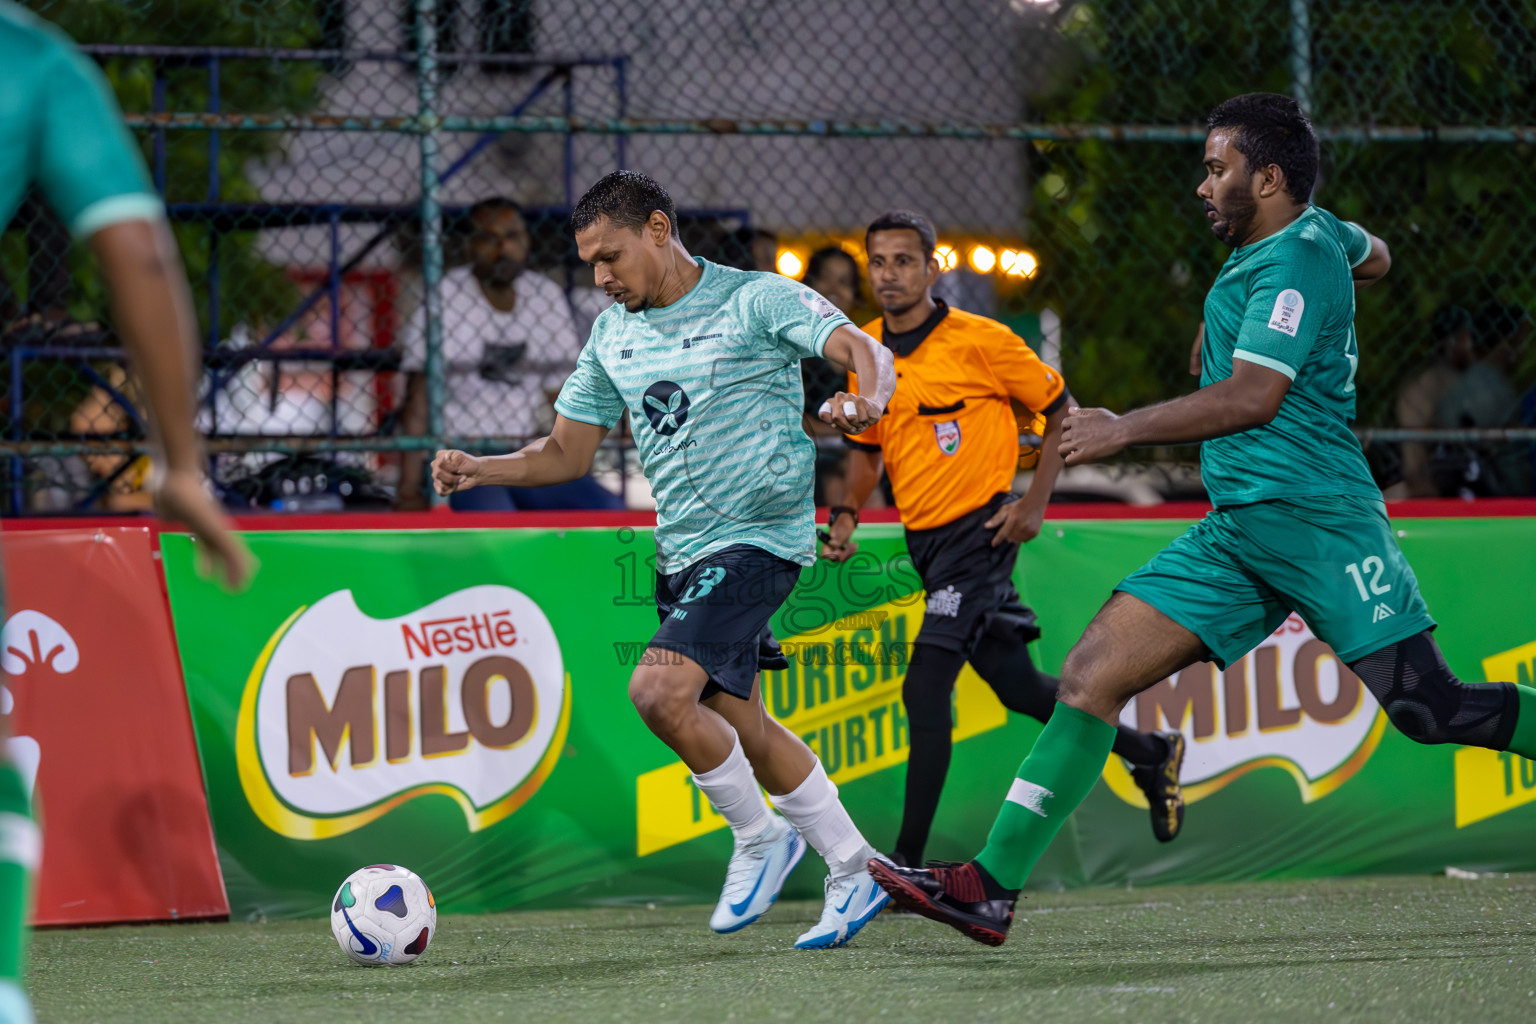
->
xmin=775 ymin=249 xmax=804 ymax=278
xmin=969 ymin=245 xmax=997 ymax=273
xmin=1000 ymin=248 xmax=1040 ymax=278
xmin=934 ymin=244 xmax=959 ymax=272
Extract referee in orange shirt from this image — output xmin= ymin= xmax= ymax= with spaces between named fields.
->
xmin=822 ymin=211 xmax=1185 ymax=866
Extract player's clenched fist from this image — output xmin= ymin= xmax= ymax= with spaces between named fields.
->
xmin=818 ymin=391 xmax=883 ymax=434
xmin=431 ymin=449 xmax=483 ymax=496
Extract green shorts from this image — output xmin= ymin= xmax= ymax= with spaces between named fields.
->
xmin=1116 ymin=495 xmax=1435 ymax=668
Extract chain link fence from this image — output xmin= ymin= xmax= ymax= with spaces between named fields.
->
xmin=5 ymin=0 xmax=1536 ymax=514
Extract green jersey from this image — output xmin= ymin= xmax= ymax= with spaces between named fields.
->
xmin=0 ymin=3 xmax=162 ymax=236
xmin=556 ymin=258 xmax=849 ymax=573
xmin=1199 ymin=204 xmax=1378 ymax=506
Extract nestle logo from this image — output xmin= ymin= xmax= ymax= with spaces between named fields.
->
xmin=402 ymin=612 xmax=516 ymax=660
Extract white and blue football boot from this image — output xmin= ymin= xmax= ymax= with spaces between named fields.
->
xmin=792 ymin=857 xmax=893 ymax=949
xmin=708 ymin=816 xmax=806 ymax=934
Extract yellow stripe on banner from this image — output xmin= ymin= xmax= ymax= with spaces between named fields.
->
xmin=1482 ymin=638 xmax=1536 ymax=687
xmin=1454 ymin=747 xmax=1536 ymax=828
xmin=634 ymin=595 xmax=1010 ymax=857
xmin=1454 ymin=638 xmax=1536 ymax=828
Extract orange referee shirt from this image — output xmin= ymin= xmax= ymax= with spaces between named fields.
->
xmin=846 ymin=301 xmax=1066 ymax=531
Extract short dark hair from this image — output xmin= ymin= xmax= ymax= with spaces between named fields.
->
xmin=570 ymin=170 xmax=678 ymax=238
xmin=467 ymin=196 xmax=524 ymax=223
xmin=1206 ymin=93 xmax=1319 ymax=203
xmin=865 ymin=209 xmax=937 ymax=260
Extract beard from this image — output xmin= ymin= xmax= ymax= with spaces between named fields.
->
xmin=613 ymin=291 xmax=650 ymax=313
xmin=878 ymin=292 xmax=921 ymax=318
xmin=1208 ymin=191 xmax=1257 ymax=247
xmin=480 ymin=258 xmax=522 ymax=288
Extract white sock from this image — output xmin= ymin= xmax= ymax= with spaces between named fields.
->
xmin=691 ymin=736 xmax=772 ymax=841
xmin=772 ymin=758 xmax=874 ymax=879
xmin=0 ymin=980 xmax=33 ymax=1024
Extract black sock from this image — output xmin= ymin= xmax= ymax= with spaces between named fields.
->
xmin=968 ymin=632 xmax=1058 ymax=721
xmin=1111 ymin=725 xmax=1169 ymax=767
xmin=895 ymin=642 xmax=969 ymax=865
xmin=970 ymin=631 xmax=1170 ymax=767
xmin=972 ymin=858 xmax=1019 ymax=900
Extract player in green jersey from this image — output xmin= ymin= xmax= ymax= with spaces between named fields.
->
xmin=433 ymin=171 xmax=900 ymax=948
xmin=868 ymin=93 xmax=1536 ymax=946
xmin=0 ymin=7 xmax=252 ymax=1018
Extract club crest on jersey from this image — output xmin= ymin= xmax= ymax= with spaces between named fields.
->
xmin=1267 ymin=289 xmax=1305 ymax=337
xmin=798 ymin=288 xmax=840 ymax=320
xmin=933 ymin=419 xmax=961 ymax=455
xmin=642 ymin=381 xmax=690 ymax=435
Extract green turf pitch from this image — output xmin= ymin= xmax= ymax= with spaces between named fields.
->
xmin=31 ymin=874 xmax=1536 ymax=1023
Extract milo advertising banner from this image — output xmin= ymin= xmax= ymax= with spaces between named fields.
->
xmin=162 ymin=517 xmax=1536 ymax=919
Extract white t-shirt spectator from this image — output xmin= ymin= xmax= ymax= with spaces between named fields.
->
xmin=400 ymin=265 xmax=583 ymax=440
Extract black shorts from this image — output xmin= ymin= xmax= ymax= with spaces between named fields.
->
xmin=903 ymin=492 xmax=1039 ymax=655
xmin=651 ymin=544 xmax=802 ymax=701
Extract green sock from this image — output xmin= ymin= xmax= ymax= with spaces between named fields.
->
xmin=976 ymin=703 xmax=1116 ymax=891
xmin=1505 ymin=685 xmax=1536 ymax=761
xmin=0 ymin=763 xmax=36 ymax=993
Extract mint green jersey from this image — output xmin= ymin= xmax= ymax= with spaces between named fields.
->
xmin=1199 ymin=204 xmax=1379 ymax=506
xmin=0 ymin=3 xmax=162 ymax=236
xmin=556 ymin=258 xmax=849 ymax=573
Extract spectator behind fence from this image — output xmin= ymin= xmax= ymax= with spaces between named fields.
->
xmin=1432 ymin=302 xmax=1533 ymax=496
xmin=201 ymin=304 xmax=373 ymax=440
xmin=67 ymin=364 xmax=153 ymax=512
xmin=397 ymin=197 xmax=622 ymax=511
xmin=1395 ymin=305 xmax=1475 ymax=497
xmin=719 ymin=226 xmax=779 ymax=273
xmin=800 ymin=247 xmax=867 ymax=506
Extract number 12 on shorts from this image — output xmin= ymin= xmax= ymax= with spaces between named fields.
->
xmin=1344 ymin=556 xmax=1391 ymax=602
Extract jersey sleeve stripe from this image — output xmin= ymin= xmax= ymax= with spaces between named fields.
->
xmin=552 ymin=401 xmax=618 ymax=429
xmin=1345 ymin=221 xmax=1371 ymax=268
xmin=1233 ymin=349 xmax=1299 ymax=380
xmin=808 ymin=314 xmax=850 ymax=357
xmin=1040 ymin=390 xmax=1069 ymax=417
xmin=70 ymin=193 xmax=166 ymax=239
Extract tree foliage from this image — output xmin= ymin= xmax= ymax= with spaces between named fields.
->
xmin=1009 ymin=0 xmax=1536 ymax=424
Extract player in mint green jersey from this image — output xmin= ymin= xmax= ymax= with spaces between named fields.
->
xmin=870 ymin=93 xmax=1536 ymax=946
xmin=0 ymin=5 xmax=253 ymax=1020
xmin=432 ymin=171 xmax=899 ymax=948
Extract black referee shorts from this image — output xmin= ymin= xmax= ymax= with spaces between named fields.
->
xmin=650 ymin=544 xmax=801 ymax=701
xmin=903 ymin=491 xmax=1039 ymax=655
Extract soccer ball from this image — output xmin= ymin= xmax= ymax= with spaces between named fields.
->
xmin=329 ymin=864 xmax=437 ymax=967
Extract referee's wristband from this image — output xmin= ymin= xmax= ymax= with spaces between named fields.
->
xmin=828 ymin=505 xmax=859 ymax=529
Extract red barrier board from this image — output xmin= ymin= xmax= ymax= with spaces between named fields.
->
xmin=1 ymin=528 xmax=227 ymax=925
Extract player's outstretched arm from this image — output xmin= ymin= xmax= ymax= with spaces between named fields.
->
xmin=988 ymin=400 xmax=1069 ymax=547
xmin=89 ymin=221 xmax=253 ymax=589
xmin=432 ymin=414 xmax=607 ymax=495
xmin=819 ymin=325 xmax=895 ymax=433
xmin=1353 ymin=230 xmax=1391 ymax=288
xmin=1059 ymin=359 xmax=1291 ymax=466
